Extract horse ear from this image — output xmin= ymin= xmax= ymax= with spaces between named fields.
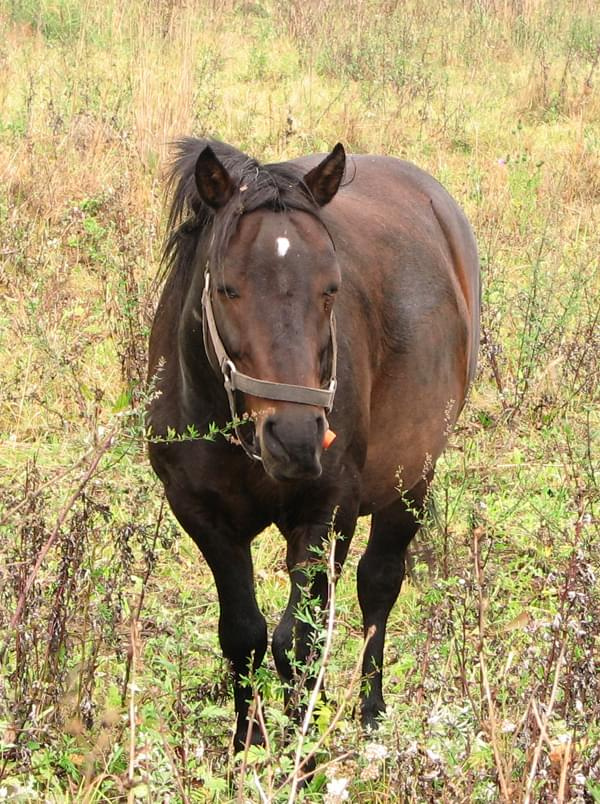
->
xmin=194 ymin=146 xmax=234 ymax=209
xmin=303 ymin=143 xmax=346 ymax=207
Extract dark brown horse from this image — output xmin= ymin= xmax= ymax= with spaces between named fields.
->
xmin=148 ymin=139 xmax=480 ymax=750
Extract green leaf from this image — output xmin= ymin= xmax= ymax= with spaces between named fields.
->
xmin=200 ymin=704 xmax=229 ymax=719
xmin=112 ymin=389 xmax=132 ymax=412
xmin=586 ymin=781 xmax=600 ymax=803
xmin=245 ymin=744 xmax=268 ymax=764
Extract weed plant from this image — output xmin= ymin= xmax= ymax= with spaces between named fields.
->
xmin=0 ymin=0 xmax=599 ymax=800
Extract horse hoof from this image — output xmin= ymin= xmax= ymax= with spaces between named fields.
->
xmin=234 ymin=726 xmax=265 ymax=754
xmin=296 ymin=753 xmax=317 ymax=787
xmin=360 ymin=703 xmax=385 ymax=732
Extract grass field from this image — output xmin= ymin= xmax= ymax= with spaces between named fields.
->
xmin=0 ymin=0 xmax=599 ymax=800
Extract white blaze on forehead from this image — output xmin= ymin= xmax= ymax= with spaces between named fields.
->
xmin=276 ymin=236 xmax=290 ymax=258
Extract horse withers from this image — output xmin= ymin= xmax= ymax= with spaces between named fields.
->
xmin=147 ymin=139 xmax=480 ymax=750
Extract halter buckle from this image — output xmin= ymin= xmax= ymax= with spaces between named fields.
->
xmin=325 ymin=378 xmax=337 ymax=412
xmin=222 ymin=358 xmax=237 ymax=389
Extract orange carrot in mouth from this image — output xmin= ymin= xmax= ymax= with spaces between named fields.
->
xmin=322 ymin=429 xmax=336 ymax=449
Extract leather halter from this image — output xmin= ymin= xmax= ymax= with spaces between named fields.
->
xmin=201 ymin=272 xmax=338 ymax=461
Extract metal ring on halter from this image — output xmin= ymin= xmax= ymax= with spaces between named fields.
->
xmin=222 ymin=359 xmax=236 ymax=386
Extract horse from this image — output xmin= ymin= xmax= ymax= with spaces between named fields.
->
xmin=147 ymin=138 xmax=480 ymax=751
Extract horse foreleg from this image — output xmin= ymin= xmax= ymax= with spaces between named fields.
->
xmin=208 ymin=543 xmax=267 ymax=752
xmin=272 ymin=505 xmax=357 ymax=717
xmin=357 ymin=477 xmax=429 ymax=729
xmin=166 ymin=492 xmax=267 ymax=752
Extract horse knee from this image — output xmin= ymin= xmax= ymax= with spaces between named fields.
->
xmin=357 ymin=553 xmax=405 ymax=616
xmin=219 ymin=611 xmax=267 ymax=674
xmin=273 ymin=616 xmax=315 ymax=673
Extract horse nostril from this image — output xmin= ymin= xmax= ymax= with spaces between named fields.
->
xmin=316 ymin=414 xmax=327 ymax=443
xmin=262 ymin=416 xmax=288 ymax=460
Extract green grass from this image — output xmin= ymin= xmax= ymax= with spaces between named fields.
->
xmin=1 ymin=0 xmax=599 ymax=800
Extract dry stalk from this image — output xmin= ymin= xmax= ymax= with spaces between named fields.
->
xmin=0 ymin=435 xmax=117 ymax=529
xmin=233 ymin=692 xmax=281 ymax=802
xmin=290 ymin=625 xmax=375 ymax=779
xmin=520 ymin=489 xmax=584 ymax=801
xmin=0 ymin=429 xmax=116 ymax=663
xmin=253 ymin=692 xmax=274 ymax=798
xmin=121 ymin=499 xmax=165 ymax=799
xmin=522 ymin=639 xmax=567 ymax=804
xmin=415 ymin=614 xmax=434 ymax=705
xmin=80 ymin=772 xmax=124 ymax=804
xmin=252 ymin=768 xmax=270 ymax=804
xmin=126 ymin=616 xmax=142 ymax=804
xmin=156 ymin=713 xmax=191 ymax=804
xmin=473 ymin=525 xmax=511 ymax=802
xmin=286 ymin=532 xmax=338 ymax=803
xmin=277 ymin=600 xmax=375 ymax=796
xmin=121 ymin=497 xmax=164 ymax=706
xmin=236 ymin=697 xmax=259 ymax=804
xmin=557 ymin=737 xmax=572 ymax=804
xmin=293 ymin=750 xmax=355 ymax=789
xmin=530 ymin=698 xmax=553 ymax=749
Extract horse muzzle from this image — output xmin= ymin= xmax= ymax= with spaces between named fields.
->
xmin=257 ymin=409 xmax=327 ymax=481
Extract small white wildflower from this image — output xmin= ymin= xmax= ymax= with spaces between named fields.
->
xmin=325 ymin=776 xmax=349 ymax=802
xmin=97 ymin=425 xmax=106 ymax=438
xmin=360 ymin=763 xmax=381 ymax=782
xmin=426 ymin=748 xmax=442 ymax=763
xmin=575 ymin=773 xmax=586 ymax=785
xmin=575 ymin=699 xmax=583 ymax=714
xmin=501 ymin=720 xmax=516 ymax=733
xmin=364 ymin=742 xmax=388 ymax=762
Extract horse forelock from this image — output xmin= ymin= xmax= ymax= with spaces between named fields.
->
xmin=158 ymin=138 xmax=322 ymax=293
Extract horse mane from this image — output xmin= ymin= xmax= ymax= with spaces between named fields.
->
xmin=159 ymin=138 xmax=322 ymax=294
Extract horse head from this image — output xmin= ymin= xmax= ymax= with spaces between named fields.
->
xmin=191 ymin=143 xmax=345 ymax=481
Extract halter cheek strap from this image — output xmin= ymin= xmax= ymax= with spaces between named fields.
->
xmin=201 ymin=272 xmax=338 ymax=461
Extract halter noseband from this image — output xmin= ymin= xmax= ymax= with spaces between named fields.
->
xmin=201 ymin=272 xmax=338 ymax=461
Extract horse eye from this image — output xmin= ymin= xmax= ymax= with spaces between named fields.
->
xmin=217 ymin=285 xmax=239 ymax=299
xmin=323 ymin=286 xmax=338 ymax=312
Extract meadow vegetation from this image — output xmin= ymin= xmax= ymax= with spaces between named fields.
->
xmin=0 ymin=0 xmax=599 ymax=800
